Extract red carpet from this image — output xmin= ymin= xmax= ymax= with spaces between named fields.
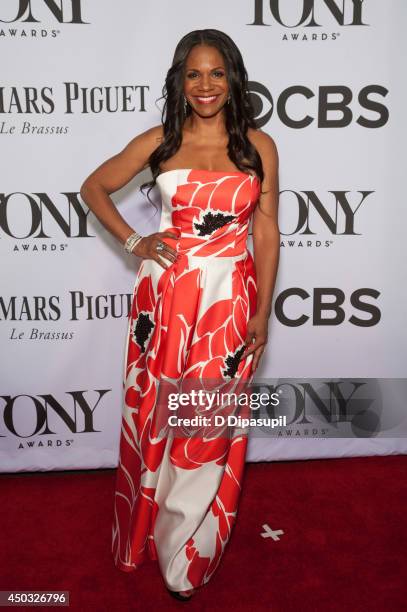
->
xmin=1 ymin=455 xmax=406 ymax=611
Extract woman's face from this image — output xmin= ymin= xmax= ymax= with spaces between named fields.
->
xmin=183 ymin=44 xmax=229 ymax=118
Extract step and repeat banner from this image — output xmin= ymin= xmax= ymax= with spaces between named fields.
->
xmin=1 ymin=1 xmax=406 ymax=472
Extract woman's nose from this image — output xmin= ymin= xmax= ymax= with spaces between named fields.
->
xmin=200 ymin=75 xmax=212 ymax=89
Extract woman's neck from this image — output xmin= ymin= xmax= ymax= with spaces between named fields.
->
xmin=183 ymin=111 xmax=228 ymax=141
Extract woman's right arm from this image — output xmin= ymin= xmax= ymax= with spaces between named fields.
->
xmin=80 ymin=125 xmax=178 ymax=268
xmin=80 ymin=125 xmax=161 ymax=244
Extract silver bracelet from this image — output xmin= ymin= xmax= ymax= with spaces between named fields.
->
xmin=124 ymin=231 xmax=143 ymax=254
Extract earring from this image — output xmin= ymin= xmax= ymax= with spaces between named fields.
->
xmin=183 ymin=95 xmax=188 ymax=115
xmin=227 ymin=94 xmax=231 ymax=104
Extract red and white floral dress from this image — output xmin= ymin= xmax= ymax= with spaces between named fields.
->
xmin=112 ymin=168 xmax=260 ymax=591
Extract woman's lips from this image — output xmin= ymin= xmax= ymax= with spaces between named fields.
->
xmin=193 ymin=95 xmax=220 ymax=104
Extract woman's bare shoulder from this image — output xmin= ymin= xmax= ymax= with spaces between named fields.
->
xmin=143 ymin=123 xmax=165 ymax=145
xmin=126 ymin=124 xmax=163 ymax=151
xmin=247 ymin=127 xmax=279 ymax=176
xmin=247 ymin=127 xmax=278 ymax=156
xmin=119 ymin=124 xmax=164 ymax=171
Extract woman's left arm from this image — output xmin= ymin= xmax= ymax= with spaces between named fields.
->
xmin=242 ymin=132 xmax=280 ymax=372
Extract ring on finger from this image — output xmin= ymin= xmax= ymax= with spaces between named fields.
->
xmin=156 ymin=241 xmax=165 ymax=252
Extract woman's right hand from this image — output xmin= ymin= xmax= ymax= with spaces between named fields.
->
xmin=132 ymin=231 xmax=180 ymax=270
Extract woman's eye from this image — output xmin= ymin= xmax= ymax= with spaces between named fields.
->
xmin=213 ymin=71 xmax=225 ymax=78
xmin=187 ymin=72 xmax=198 ymax=79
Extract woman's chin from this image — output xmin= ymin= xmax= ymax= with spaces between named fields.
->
xmin=190 ymin=104 xmax=226 ymax=117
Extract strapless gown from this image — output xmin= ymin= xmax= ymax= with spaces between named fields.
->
xmin=112 ymin=168 xmax=261 ymax=591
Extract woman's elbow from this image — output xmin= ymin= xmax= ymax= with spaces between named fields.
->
xmin=80 ymin=178 xmax=99 ymax=200
xmin=254 ymin=223 xmax=280 ymax=245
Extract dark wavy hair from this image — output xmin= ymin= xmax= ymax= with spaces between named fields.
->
xmin=140 ymin=28 xmax=263 ymax=208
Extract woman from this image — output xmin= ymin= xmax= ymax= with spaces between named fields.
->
xmin=80 ymin=29 xmax=279 ymax=601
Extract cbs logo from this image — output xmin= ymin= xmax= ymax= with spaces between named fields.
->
xmin=247 ymin=81 xmax=388 ymax=129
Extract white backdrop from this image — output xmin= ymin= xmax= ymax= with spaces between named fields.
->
xmin=1 ymin=0 xmax=406 ymax=472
